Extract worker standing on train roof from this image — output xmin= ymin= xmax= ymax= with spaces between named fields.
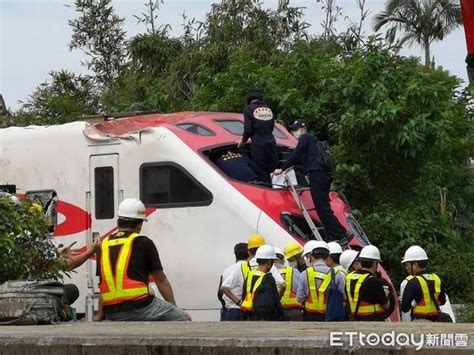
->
xmin=280 ymin=242 xmax=304 ymax=321
xmin=238 ymin=90 xmax=277 ymax=183
xmin=221 ymin=235 xmax=285 ymax=312
xmin=241 ymin=245 xmax=285 ymax=321
xmin=218 ymin=243 xmax=249 ymax=321
xmin=400 ymin=246 xmax=449 ymax=322
xmin=296 ymin=241 xmax=345 ymax=321
xmin=274 ymin=120 xmax=352 ymax=246
xmin=345 ymin=245 xmax=390 ymax=321
xmin=96 ymin=198 xmax=190 ymax=321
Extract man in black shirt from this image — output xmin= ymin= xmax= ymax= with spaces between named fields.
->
xmin=96 ymin=198 xmax=190 ymax=321
xmin=275 ymin=120 xmax=350 ymax=245
xmin=400 ymin=246 xmax=447 ymax=322
xmin=215 ymin=151 xmax=266 ymax=183
xmin=345 ymin=245 xmax=391 ymax=321
xmin=238 ymin=90 xmax=277 ymax=183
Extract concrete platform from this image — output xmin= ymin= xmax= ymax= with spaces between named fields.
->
xmin=0 ymin=321 xmax=473 ymax=354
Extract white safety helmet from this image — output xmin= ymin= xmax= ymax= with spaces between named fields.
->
xmin=401 ymin=245 xmax=428 ymax=263
xmin=118 ymin=198 xmax=148 ymax=221
xmin=340 ymin=250 xmax=359 ymax=271
xmin=328 ymin=242 xmax=343 ymax=255
xmin=359 ymin=245 xmax=382 ymax=261
xmin=255 ymin=245 xmax=277 ymax=260
xmin=302 ymin=240 xmax=319 ymax=257
xmin=274 ymin=247 xmax=285 ymax=260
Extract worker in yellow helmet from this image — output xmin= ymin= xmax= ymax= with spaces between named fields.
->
xmin=279 ymin=242 xmax=304 ymax=321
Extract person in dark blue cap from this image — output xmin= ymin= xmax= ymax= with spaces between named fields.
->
xmin=275 ymin=120 xmax=352 ymax=246
xmin=238 ymin=90 xmax=277 ymax=183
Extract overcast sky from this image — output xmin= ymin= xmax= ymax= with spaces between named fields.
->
xmin=0 ymin=0 xmax=469 ymax=110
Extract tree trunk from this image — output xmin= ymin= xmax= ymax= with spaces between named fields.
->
xmin=424 ymin=41 xmax=431 ymax=67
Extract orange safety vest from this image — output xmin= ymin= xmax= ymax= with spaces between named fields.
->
xmin=99 ymin=232 xmax=149 ymax=306
xmin=346 ymin=272 xmax=384 ymax=317
xmin=304 ymin=267 xmax=332 ymax=314
xmin=405 ymin=273 xmax=441 ymax=318
xmin=241 ymin=270 xmax=265 ymax=312
xmin=280 ymin=266 xmax=302 ymax=310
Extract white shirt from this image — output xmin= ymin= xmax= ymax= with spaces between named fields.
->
xmin=221 ymin=261 xmax=246 ymax=309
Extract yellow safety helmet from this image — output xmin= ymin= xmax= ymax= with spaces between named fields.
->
xmin=247 ymin=234 xmax=266 ymax=250
xmin=284 ymin=242 xmax=303 ymax=259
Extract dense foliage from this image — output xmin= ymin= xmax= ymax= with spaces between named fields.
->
xmin=2 ymin=0 xmax=473 ymax=308
xmin=0 ymin=197 xmax=63 ymax=282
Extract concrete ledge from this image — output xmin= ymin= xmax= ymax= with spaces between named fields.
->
xmin=0 ymin=321 xmax=473 ymax=354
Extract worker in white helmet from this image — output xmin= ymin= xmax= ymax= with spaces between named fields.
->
xmin=400 ymin=246 xmax=449 ymax=322
xmin=345 ymin=245 xmax=391 ymax=321
xmin=326 ymin=242 xmax=345 ymax=274
xmin=241 ymin=245 xmax=284 ymax=321
xmin=339 ymin=250 xmax=361 ymax=273
xmin=96 ymin=198 xmax=190 ymax=322
xmin=296 ymin=241 xmax=345 ymax=321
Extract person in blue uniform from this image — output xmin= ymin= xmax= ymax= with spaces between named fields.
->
xmin=216 ymin=151 xmax=266 ymax=183
xmin=238 ymin=91 xmax=277 ymax=183
xmin=275 ymin=120 xmax=351 ymax=245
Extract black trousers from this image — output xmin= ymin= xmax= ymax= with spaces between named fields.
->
xmin=309 ymin=171 xmax=346 ymax=240
xmin=251 ymin=140 xmax=277 ymax=183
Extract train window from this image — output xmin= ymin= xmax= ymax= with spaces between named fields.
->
xmin=176 ymin=123 xmax=214 ymax=136
xmin=215 ymin=120 xmax=288 ymax=139
xmin=140 ymin=163 xmax=213 ymax=208
xmin=94 ymin=167 xmax=115 ymax=219
xmin=25 ymin=190 xmax=58 ymax=233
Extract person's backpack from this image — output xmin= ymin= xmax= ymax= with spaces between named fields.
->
xmin=316 ymin=140 xmax=334 ymax=174
xmin=0 ymin=280 xmax=72 ymax=325
xmin=325 ymin=269 xmax=348 ymax=321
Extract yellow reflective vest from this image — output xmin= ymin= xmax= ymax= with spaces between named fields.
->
xmin=304 ymin=267 xmax=332 ymax=314
xmin=345 ymin=272 xmax=384 ymax=317
xmin=280 ymin=266 xmax=302 ymax=310
xmin=404 ymin=273 xmax=441 ymax=318
xmin=99 ymin=232 xmax=149 ymax=306
xmin=241 ymin=270 xmax=265 ymax=312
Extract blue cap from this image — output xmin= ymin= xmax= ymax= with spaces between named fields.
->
xmin=289 ymin=120 xmax=306 ymax=131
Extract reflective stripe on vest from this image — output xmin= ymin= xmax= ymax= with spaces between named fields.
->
xmin=241 ymin=270 xmax=265 ymax=312
xmin=99 ymin=232 xmax=149 ymax=306
xmin=241 ymin=261 xmax=251 ymax=279
xmin=405 ymin=273 xmax=441 ymax=317
xmin=305 ymin=267 xmax=332 ymax=314
xmin=280 ymin=266 xmax=302 ymax=310
xmin=346 ymin=272 xmax=384 ymax=317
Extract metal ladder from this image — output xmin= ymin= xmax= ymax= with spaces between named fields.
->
xmin=283 ymin=170 xmax=323 ymax=241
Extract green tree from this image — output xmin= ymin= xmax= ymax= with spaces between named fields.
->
xmin=0 ymin=196 xmax=63 ymax=282
xmin=68 ymin=0 xmax=127 ymax=87
xmin=13 ymin=70 xmax=100 ymax=126
xmin=373 ymin=0 xmax=462 ymax=67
